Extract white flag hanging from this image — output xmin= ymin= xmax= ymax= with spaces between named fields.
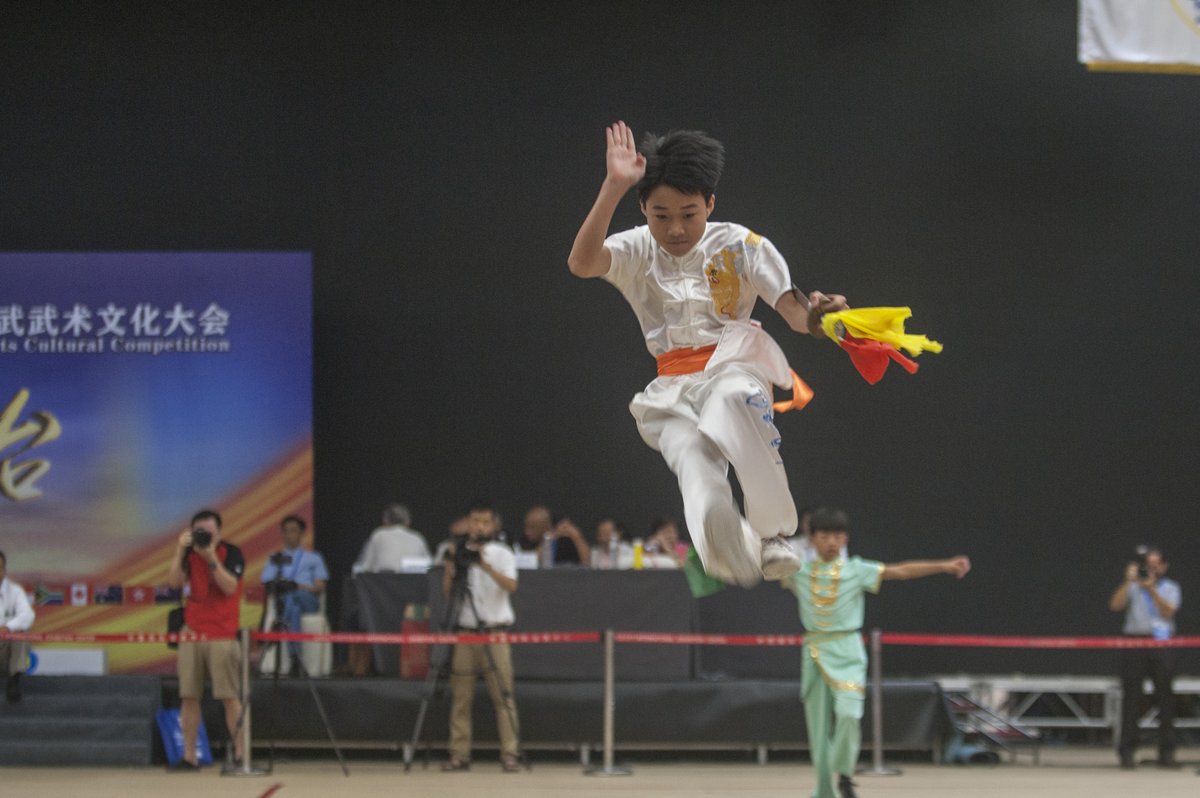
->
xmin=1079 ymin=0 xmax=1200 ymax=73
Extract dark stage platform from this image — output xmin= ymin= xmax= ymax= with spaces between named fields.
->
xmin=168 ymin=676 xmax=953 ymax=761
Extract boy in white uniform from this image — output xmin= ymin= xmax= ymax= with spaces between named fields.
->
xmin=568 ymin=121 xmax=848 ymax=586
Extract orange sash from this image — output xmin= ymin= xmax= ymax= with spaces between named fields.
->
xmin=653 ymin=346 xmax=813 ymax=413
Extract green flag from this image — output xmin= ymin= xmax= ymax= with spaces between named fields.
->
xmin=682 ymin=548 xmax=728 ymax=598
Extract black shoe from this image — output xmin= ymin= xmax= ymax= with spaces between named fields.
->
xmin=168 ymin=759 xmax=201 ymax=771
xmin=1118 ymin=750 xmax=1136 ymax=770
xmin=5 ymin=673 xmax=20 ymax=703
xmin=1157 ymin=752 xmax=1181 ymax=769
xmin=838 ymin=774 xmax=859 ymax=798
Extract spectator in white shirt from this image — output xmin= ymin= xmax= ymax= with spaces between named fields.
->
xmin=0 ymin=551 xmax=35 ymax=702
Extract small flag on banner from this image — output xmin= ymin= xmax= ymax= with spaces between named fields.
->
xmin=154 ymin=586 xmax=183 ymax=605
xmin=93 ymin=585 xmax=124 ymax=605
xmin=70 ymin=582 xmax=90 ymax=606
xmin=125 ymin=585 xmax=155 ymax=605
xmin=34 ymin=585 xmax=66 ymax=606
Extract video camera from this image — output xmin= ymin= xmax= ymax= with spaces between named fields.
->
xmin=448 ymin=535 xmax=482 ymax=569
xmin=1135 ymin=545 xmax=1151 ymax=581
xmin=265 ymin=551 xmax=298 ymax=595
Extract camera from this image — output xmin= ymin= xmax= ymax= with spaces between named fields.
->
xmin=269 ymin=552 xmax=293 ymax=567
xmin=1135 ymin=545 xmax=1150 ymax=581
xmin=192 ymin=528 xmax=213 ymax=548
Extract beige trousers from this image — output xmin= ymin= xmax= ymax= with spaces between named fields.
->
xmin=448 ymin=641 xmax=520 ymax=761
xmin=0 ymin=640 xmax=29 ymax=675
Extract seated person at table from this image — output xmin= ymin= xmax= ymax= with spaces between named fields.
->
xmin=591 ymin=518 xmax=634 ymax=569
xmin=644 ymin=518 xmax=689 ymax=568
xmin=261 ymin=515 xmax=330 ymax=667
xmin=353 ymin=503 xmax=432 ymax=573
xmin=512 ymin=505 xmax=591 ymax=567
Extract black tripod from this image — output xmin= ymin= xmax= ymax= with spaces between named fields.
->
xmin=403 ymin=543 xmax=526 ymax=772
xmin=260 ymin=563 xmax=349 ymax=776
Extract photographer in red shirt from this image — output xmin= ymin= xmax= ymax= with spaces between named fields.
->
xmin=165 ymin=509 xmax=245 ymax=769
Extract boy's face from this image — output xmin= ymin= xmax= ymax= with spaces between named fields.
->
xmin=641 ymin=185 xmax=715 ymax=257
xmin=812 ymin=529 xmax=847 ymax=562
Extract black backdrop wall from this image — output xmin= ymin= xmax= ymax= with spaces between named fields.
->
xmin=3 ymin=2 xmax=1198 ymax=674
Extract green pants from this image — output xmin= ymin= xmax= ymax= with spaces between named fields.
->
xmin=802 ymin=640 xmax=866 ymax=798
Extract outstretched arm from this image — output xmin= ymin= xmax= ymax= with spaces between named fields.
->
xmin=882 ymin=556 xmax=970 ymax=581
xmin=776 ymin=289 xmax=849 ymax=338
xmin=567 ymin=121 xmax=646 ymax=278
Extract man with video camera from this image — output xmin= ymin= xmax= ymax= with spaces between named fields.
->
xmin=440 ymin=501 xmax=521 ymax=773
xmin=165 ymin=509 xmax=245 ymax=770
xmin=1108 ymin=544 xmax=1181 ymax=769
xmin=260 ymin=515 xmax=329 ymax=671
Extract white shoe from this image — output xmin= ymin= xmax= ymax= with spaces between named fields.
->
xmin=700 ymin=506 xmax=762 ymax=588
xmin=760 ymin=535 xmax=802 ymax=581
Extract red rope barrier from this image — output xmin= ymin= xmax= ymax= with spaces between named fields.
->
xmin=880 ymin=632 xmax=1200 ymax=649
xmin=0 ymin=631 xmax=226 ymax=644
xmin=253 ymin=630 xmax=600 ymax=645
xmin=0 ymin=630 xmax=599 ymax=645
xmin=613 ymin=632 xmax=805 ymax=646
xmin=5 ymin=629 xmax=1200 ymax=649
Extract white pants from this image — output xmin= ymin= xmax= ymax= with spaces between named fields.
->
xmin=636 ymin=366 xmax=798 ymax=584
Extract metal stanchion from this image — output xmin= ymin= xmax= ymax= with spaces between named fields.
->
xmin=585 ymin=629 xmax=630 ymax=776
xmin=224 ymin=628 xmax=266 ymax=777
xmin=858 ymin=628 xmax=901 ymax=777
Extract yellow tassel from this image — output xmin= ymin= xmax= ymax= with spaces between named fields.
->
xmin=821 ymin=307 xmax=943 ymax=357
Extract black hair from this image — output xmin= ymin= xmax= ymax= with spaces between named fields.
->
xmin=809 ymin=507 xmax=851 ymax=534
xmin=191 ymin=509 xmax=223 ymax=529
xmin=650 ymin=517 xmax=678 ymax=535
xmin=468 ymin=499 xmax=496 ymax=516
xmin=281 ymin=514 xmax=306 ymax=531
xmin=1138 ymin=543 xmax=1165 ymax=560
xmin=637 ymin=130 xmax=725 ymax=204
xmin=597 ymin=518 xmax=627 ymax=537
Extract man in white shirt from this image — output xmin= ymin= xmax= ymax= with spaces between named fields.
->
xmin=568 ymin=121 xmax=849 ymax=588
xmin=441 ymin=502 xmax=521 ymax=773
xmin=353 ymin=504 xmax=431 ymax=573
xmin=0 ymin=550 xmax=36 ymax=702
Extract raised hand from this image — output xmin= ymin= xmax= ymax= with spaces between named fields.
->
xmin=945 ymin=556 xmax=971 ymax=579
xmin=606 ymin=121 xmax=646 ymax=189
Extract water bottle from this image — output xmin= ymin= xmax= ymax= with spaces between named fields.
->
xmin=540 ymin=533 xmax=557 ymax=569
xmin=632 ymin=538 xmax=644 ymax=570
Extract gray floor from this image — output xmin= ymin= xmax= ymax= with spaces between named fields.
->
xmin=2 ymin=748 xmax=1198 ymax=797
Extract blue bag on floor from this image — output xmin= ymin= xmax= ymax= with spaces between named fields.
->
xmin=156 ymin=708 xmax=214 ymax=765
